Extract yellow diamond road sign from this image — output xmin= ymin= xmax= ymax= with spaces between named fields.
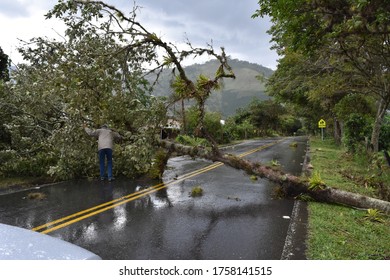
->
xmin=318 ymin=119 xmax=326 ymax=128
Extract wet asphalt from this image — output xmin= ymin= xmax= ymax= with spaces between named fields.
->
xmin=0 ymin=137 xmax=308 ymax=259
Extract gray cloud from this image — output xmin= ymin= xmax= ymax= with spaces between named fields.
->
xmin=0 ymin=0 xmax=57 ymax=18
xmin=122 ymin=0 xmax=278 ymax=68
xmin=0 ymin=0 xmax=278 ymax=69
xmin=0 ymin=0 xmax=30 ymax=18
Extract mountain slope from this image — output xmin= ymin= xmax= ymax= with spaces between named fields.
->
xmin=149 ymin=59 xmax=274 ymax=117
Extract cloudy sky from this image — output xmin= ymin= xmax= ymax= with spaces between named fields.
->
xmin=0 ymin=0 xmax=278 ymax=69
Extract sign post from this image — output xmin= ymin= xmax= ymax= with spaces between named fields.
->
xmin=318 ymin=119 xmax=326 ymax=141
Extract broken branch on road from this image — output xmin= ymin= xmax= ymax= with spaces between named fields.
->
xmin=159 ymin=139 xmax=390 ymax=214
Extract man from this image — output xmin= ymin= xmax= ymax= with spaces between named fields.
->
xmin=83 ymin=123 xmax=122 ymax=181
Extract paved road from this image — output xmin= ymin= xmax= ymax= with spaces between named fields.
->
xmin=0 ymin=137 xmax=308 ymax=259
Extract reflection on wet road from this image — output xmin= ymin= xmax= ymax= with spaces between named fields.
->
xmin=0 ymin=137 xmax=308 ymax=259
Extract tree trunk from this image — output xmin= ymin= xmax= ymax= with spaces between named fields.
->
xmin=333 ymin=117 xmax=342 ymax=146
xmin=159 ymin=139 xmax=390 ymax=214
xmin=370 ymin=97 xmax=389 ymax=153
xmin=181 ymin=99 xmax=186 ymax=135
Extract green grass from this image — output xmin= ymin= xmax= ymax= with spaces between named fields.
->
xmin=0 ymin=177 xmax=33 ymax=189
xmin=309 ymin=139 xmax=382 ymax=197
xmin=307 ymin=137 xmax=390 ymax=260
xmin=0 ymin=176 xmax=55 ymax=191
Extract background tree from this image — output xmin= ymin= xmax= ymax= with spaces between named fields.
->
xmin=254 ymin=0 xmax=390 ymax=152
xmin=182 ymin=106 xmax=225 ymax=144
xmin=264 ymin=51 xmax=326 ymax=135
xmin=226 ymin=98 xmax=301 ymax=138
xmin=0 ymin=47 xmax=10 ymax=82
xmin=0 ymin=47 xmax=12 ymax=162
xmin=248 ymin=99 xmax=286 ymax=135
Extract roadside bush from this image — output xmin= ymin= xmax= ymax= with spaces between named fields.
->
xmin=379 ymin=115 xmax=390 ymax=151
xmin=343 ymin=113 xmax=372 ymax=153
xmin=1 ymin=152 xmax=56 ymax=178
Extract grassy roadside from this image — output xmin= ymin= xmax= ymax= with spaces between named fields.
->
xmin=307 ymin=137 xmax=390 ymax=259
xmin=0 ymin=177 xmax=56 ymax=193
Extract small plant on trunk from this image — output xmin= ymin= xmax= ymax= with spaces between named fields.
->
xmin=309 ymin=171 xmax=326 ymax=190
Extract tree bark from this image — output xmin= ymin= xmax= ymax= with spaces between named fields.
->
xmin=159 ymin=139 xmax=390 ymax=214
xmin=181 ymin=99 xmax=186 ymax=135
xmin=370 ymin=97 xmax=389 ymax=153
xmin=333 ymin=117 xmax=342 ymax=146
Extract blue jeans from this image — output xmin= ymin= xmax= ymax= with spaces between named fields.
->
xmin=99 ymin=148 xmax=113 ymax=179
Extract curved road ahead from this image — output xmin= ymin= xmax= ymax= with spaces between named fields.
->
xmin=0 ymin=137 xmax=308 ymax=259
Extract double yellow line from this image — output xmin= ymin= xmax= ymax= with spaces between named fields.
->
xmin=33 ymin=162 xmax=223 ymax=234
xmin=237 ymin=139 xmax=284 ymax=158
xmin=33 ymin=139 xmax=284 ymax=234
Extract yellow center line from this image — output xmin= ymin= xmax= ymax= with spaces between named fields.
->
xmin=32 ymin=184 xmax=162 ymax=231
xmin=237 ymin=139 xmax=284 ymax=158
xmin=35 ymin=139 xmax=285 ymax=234
xmin=39 ymin=184 xmax=170 ymax=234
xmin=33 ymin=161 xmax=223 ymax=232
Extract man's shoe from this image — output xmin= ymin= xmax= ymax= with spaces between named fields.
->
xmin=108 ymin=177 xmax=115 ymax=182
xmin=100 ymin=177 xmax=105 ymax=181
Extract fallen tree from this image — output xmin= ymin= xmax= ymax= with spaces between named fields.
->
xmin=159 ymin=140 xmax=390 ymax=214
xmin=46 ymin=1 xmax=390 ymax=214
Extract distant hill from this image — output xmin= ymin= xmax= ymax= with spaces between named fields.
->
xmin=148 ymin=59 xmax=274 ymax=117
